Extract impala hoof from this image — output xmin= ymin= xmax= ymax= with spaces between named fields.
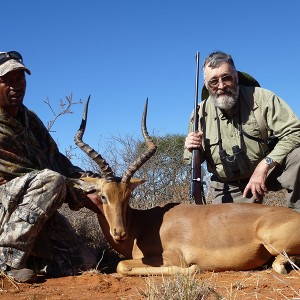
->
xmin=272 ymin=255 xmax=288 ymax=274
xmin=117 ymin=261 xmax=132 ymax=275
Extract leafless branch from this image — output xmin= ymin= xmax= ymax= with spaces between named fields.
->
xmin=44 ymin=94 xmax=83 ymax=132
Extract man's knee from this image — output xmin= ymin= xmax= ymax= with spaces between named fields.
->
xmin=278 ymin=147 xmax=300 ymax=190
xmin=26 ymin=169 xmax=67 ymax=214
xmin=36 ymin=169 xmax=66 ymax=190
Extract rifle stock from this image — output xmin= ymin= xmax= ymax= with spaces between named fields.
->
xmin=190 ymin=52 xmax=206 ymax=205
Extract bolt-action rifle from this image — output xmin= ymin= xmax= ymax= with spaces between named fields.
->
xmin=190 ymin=52 xmax=206 ymax=205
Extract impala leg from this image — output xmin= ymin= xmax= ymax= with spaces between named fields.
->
xmin=117 ymin=258 xmax=200 ymax=276
xmin=272 ymin=254 xmax=300 ymax=274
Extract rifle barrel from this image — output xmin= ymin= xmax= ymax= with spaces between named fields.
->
xmin=193 ymin=52 xmax=200 ymax=133
xmin=190 ymin=51 xmax=206 ymax=205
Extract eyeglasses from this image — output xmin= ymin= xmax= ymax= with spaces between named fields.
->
xmin=207 ymin=74 xmax=234 ymax=89
xmin=0 ymin=51 xmax=23 ymax=65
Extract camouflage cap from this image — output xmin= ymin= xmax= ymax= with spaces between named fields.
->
xmin=0 ymin=51 xmax=31 ymax=76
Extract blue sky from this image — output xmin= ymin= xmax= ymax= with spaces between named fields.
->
xmin=3 ymin=1 xmax=300 ymax=162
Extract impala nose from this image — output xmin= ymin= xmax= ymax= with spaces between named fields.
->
xmin=113 ymin=228 xmax=127 ymax=242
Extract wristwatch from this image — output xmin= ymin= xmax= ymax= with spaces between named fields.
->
xmin=264 ymin=157 xmax=274 ymax=168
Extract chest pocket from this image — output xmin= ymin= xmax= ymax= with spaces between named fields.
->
xmin=242 ymin=112 xmax=261 ymax=140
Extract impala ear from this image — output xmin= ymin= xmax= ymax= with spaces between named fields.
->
xmin=129 ymin=178 xmax=146 ymax=189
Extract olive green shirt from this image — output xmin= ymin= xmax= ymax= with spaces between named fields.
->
xmin=184 ymin=85 xmax=300 ymax=181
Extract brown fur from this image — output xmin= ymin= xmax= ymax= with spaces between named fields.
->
xmin=83 ymin=177 xmax=300 ymax=276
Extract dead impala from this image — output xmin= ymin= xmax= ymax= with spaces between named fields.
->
xmin=74 ymin=97 xmax=300 ymax=276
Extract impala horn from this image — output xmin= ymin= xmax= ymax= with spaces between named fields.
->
xmin=121 ymin=98 xmax=157 ymax=183
xmin=74 ymin=95 xmax=115 ymax=182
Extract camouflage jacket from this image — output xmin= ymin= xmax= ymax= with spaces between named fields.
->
xmin=0 ymin=104 xmax=83 ymax=181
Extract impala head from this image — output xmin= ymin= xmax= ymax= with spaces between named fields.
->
xmin=74 ymin=96 xmax=156 ymax=242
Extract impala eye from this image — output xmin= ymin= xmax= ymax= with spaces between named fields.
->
xmin=101 ymin=195 xmax=108 ymax=204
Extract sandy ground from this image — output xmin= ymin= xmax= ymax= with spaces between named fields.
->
xmin=1 ymin=268 xmax=300 ymax=300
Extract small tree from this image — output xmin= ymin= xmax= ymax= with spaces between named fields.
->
xmin=79 ymin=133 xmax=209 ymax=209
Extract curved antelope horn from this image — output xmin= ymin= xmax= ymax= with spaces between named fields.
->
xmin=122 ymin=98 xmax=157 ymax=183
xmin=74 ymin=95 xmax=115 ymax=182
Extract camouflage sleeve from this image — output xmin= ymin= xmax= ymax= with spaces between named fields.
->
xmin=28 ymin=110 xmax=85 ymax=177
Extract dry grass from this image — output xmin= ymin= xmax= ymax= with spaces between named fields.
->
xmin=137 ymin=265 xmax=300 ymax=300
xmin=58 ymin=204 xmax=122 ymax=273
xmin=139 ymin=272 xmax=222 ymax=300
xmin=262 ymin=190 xmax=287 ymax=207
xmin=0 ymin=270 xmax=19 ymax=291
xmin=204 ymin=189 xmax=287 ymax=207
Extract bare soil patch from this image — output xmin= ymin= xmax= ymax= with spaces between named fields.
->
xmin=1 ymin=269 xmax=300 ymax=300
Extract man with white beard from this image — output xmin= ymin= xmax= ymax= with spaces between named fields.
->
xmin=184 ymin=51 xmax=300 ymax=209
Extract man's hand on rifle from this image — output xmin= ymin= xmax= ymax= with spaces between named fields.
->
xmin=185 ymin=131 xmax=203 ymax=152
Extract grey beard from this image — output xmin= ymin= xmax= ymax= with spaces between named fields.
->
xmin=212 ymin=95 xmax=237 ymax=110
xmin=210 ymin=86 xmax=239 ymax=111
